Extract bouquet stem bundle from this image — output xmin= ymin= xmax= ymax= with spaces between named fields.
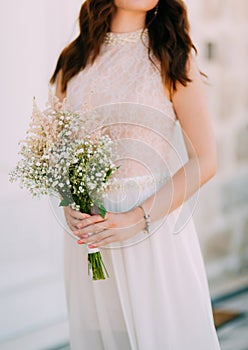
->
xmin=88 ymin=248 xmax=110 ymax=280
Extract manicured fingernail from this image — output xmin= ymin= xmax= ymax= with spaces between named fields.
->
xmin=82 ymin=214 xmax=90 ymax=219
xmin=88 ymin=244 xmax=96 ymax=249
xmin=77 ymin=240 xmax=85 ymax=244
xmin=82 ymin=234 xmax=88 ymax=238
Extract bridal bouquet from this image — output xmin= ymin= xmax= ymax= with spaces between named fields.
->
xmin=9 ymin=88 xmax=119 ymax=280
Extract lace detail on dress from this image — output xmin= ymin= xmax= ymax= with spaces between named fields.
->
xmin=66 ymin=28 xmax=175 ymax=117
xmin=103 ymin=27 xmax=148 ymax=46
xmin=66 ymin=28 xmax=178 ymax=182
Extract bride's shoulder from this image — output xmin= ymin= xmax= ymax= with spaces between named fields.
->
xmin=55 ymin=69 xmax=66 ymax=102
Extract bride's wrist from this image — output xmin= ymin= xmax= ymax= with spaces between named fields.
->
xmin=130 ymin=205 xmax=148 ymax=233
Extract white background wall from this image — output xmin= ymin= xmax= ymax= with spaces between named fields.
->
xmin=0 ymin=1 xmax=82 ymax=348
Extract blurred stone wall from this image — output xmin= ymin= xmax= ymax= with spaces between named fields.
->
xmin=187 ymin=0 xmax=248 ymax=284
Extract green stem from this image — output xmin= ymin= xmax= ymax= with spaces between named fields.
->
xmin=88 ymin=252 xmax=109 ymax=280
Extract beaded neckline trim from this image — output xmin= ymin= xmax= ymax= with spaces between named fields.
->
xmin=103 ymin=28 xmax=148 ymax=46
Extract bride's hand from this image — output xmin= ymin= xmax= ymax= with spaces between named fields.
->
xmin=64 ymin=206 xmax=91 ymax=232
xmin=72 ymin=207 xmax=145 ymax=248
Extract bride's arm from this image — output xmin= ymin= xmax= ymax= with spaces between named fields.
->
xmin=74 ymin=55 xmax=217 ymax=247
xmin=131 ymin=54 xmax=217 ymax=224
xmin=54 ymin=69 xmax=66 ymax=101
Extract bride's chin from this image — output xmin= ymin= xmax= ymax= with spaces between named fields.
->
xmin=114 ymin=0 xmax=158 ymax=12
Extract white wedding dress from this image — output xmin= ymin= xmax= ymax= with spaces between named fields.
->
xmin=63 ymin=28 xmax=221 ymax=349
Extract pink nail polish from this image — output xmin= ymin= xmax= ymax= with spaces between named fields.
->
xmin=82 ymin=234 xmax=88 ymax=238
xmin=77 ymin=240 xmax=85 ymax=245
xmin=88 ymin=244 xmax=96 ymax=249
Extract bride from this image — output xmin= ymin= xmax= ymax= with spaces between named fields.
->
xmin=50 ymin=1 xmax=221 ymax=349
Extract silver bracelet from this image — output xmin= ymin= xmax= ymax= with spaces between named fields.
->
xmin=138 ymin=205 xmax=151 ymax=234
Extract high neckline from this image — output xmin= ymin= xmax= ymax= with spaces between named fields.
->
xmin=103 ymin=27 xmax=148 ymax=46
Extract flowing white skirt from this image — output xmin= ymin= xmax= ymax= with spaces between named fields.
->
xmin=63 ymin=174 xmax=221 ymax=350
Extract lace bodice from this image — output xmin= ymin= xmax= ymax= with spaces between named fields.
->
xmin=67 ymin=28 xmax=175 ymax=117
xmin=66 ymin=28 xmax=178 ymax=183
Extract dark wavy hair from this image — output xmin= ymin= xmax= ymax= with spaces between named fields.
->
xmin=50 ymin=0 xmax=198 ymax=97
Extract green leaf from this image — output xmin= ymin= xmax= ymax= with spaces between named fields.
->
xmin=94 ymin=199 xmax=106 ymax=218
xmin=106 ymin=169 xmax=112 ymax=178
xmin=98 ymin=205 xmax=106 ymax=218
xmin=59 ymin=198 xmax=70 ymax=207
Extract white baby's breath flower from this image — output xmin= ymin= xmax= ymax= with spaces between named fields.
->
xmin=9 ymin=96 xmax=119 ymax=237
xmin=87 ymin=183 xmax=95 ymax=190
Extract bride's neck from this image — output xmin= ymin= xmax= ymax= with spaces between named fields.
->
xmin=110 ymin=8 xmax=146 ymax=33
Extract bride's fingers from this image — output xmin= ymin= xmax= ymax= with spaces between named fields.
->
xmin=64 ymin=211 xmax=80 ymax=226
xmin=87 ymin=234 xmax=115 ymax=248
xmin=65 ymin=218 xmax=77 ymax=231
xmin=65 ymin=206 xmax=91 ymax=220
xmin=74 ymin=222 xmax=108 ymax=238
xmin=78 ymin=229 xmax=113 ymax=245
xmin=70 ymin=218 xmax=82 ymax=227
xmin=76 ymin=214 xmax=108 ymax=229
